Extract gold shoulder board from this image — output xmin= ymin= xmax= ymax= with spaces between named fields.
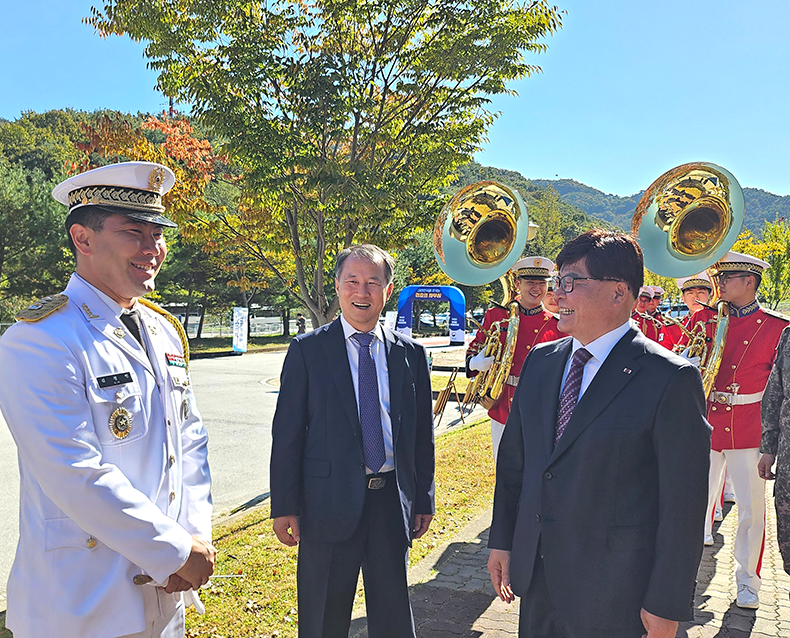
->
xmin=15 ymin=294 xmax=69 ymax=322
xmin=138 ymin=298 xmax=190 ymax=369
xmin=763 ymin=308 xmax=790 ymax=323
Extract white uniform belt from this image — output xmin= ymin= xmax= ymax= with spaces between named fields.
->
xmin=506 ymin=375 xmax=519 ymax=387
xmin=709 ymin=390 xmax=764 ymax=406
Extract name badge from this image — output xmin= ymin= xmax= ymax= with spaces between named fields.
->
xmin=97 ymin=372 xmax=133 ymax=388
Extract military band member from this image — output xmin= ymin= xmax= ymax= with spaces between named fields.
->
xmin=647 ymin=285 xmax=663 ymax=316
xmin=675 ymin=271 xmax=733 ymax=519
xmin=632 ymin=285 xmax=665 ymax=344
xmin=466 ymin=257 xmax=565 ymax=461
xmin=649 ymin=285 xmax=677 ymax=350
xmin=0 ymin=162 xmax=215 ymax=638
xmin=543 ymin=272 xmax=560 ymax=315
xmin=681 ymin=251 xmax=788 ymax=609
xmin=677 ymin=272 xmax=713 ymax=321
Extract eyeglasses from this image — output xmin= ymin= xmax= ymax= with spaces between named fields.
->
xmin=713 ymin=272 xmax=751 ymax=285
xmin=551 ymin=275 xmax=622 ymax=294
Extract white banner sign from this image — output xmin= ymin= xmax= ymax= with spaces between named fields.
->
xmin=232 ymin=307 xmax=249 ymax=353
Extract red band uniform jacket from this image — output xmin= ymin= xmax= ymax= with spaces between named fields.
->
xmin=466 ymin=304 xmax=565 ymax=424
xmin=632 ymin=311 xmax=667 ymax=346
xmin=657 ymin=314 xmax=682 ymax=351
xmin=682 ymin=301 xmax=789 ymax=451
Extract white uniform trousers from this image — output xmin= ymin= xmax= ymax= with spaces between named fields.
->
xmin=491 ymin=419 xmax=506 ymax=464
xmin=705 ymin=448 xmax=766 ymax=591
xmin=120 ymin=586 xmax=185 ymax=638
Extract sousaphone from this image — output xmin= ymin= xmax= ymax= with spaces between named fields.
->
xmin=631 ymin=162 xmax=745 ymax=396
xmin=433 ymin=181 xmax=537 ymax=409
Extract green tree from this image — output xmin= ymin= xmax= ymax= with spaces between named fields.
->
xmin=0 ymin=157 xmax=72 ymax=318
xmin=0 ymin=110 xmax=87 ymax=179
xmin=759 ymin=219 xmax=790 ymax=310
xmin=86 ymin=0 xmax=564 ymax=326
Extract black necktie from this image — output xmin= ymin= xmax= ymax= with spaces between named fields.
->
xmin=120 ymin=310 xmax=147 ymax=353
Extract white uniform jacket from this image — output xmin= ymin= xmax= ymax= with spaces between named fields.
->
xmin=0 ymin=274 xmax=212 ymax=638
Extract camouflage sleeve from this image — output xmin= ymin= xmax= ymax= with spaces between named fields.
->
xmin=761 ymin=328 xmax=789 ymax=455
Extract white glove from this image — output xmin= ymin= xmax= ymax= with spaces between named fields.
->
xmin=184 ymin=588 xmax=206 ymax=614
xmin=680 ymin=347 xmax=701 ymax=369
xmin=470 ymin=351 xmax=495 ymax=372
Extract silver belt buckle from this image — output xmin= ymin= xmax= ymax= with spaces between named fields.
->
xmin=717 ymin=393 xmax=729 ymax=405
xmin=367 ymin=476 xmax=387 ymax=490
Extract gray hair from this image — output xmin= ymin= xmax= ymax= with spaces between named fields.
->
xmin=335 ymin=244 xmax=395 ymax=284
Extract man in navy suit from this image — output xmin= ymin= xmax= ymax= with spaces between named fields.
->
xmin=488 ymin=230 xmax=710 ymax=638
xmin=270 ymin=244 xmax=435 ymax=638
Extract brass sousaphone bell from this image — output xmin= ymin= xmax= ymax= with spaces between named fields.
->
xmin=432 ymin=181 xmax=538 ymax=410
xmin=433 ymin=181 xmax=537 ymax=286
xmin=631 ymin=162 xmax=745 ymax=397
xmin=632 ymin=162 xmax=744 ymax=277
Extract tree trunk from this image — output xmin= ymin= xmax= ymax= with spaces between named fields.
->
xmin=196 ymin=300 xmax=207 ymax=339
xmin=282 ymin=307 xmax=290 ymax=336
xmin=183 ymin=289 xmax=194 ymax=340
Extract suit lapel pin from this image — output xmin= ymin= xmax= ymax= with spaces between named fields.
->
xmin=623 ymin=367 xmax=632 ymax=374
xmin=114 ymin=327 xmax=126 ymax=339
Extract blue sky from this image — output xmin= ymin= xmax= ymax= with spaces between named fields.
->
xmin=2 ymin=1 xmax=788 ymax=196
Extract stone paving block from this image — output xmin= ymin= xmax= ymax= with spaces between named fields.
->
xmin=386 ymin=492 xmax=790 ymax=638
xmin=751 ymin=618 xmax=780 ymax=634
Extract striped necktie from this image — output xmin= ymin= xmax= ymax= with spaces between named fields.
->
xmin=555 ymin=348 xmax=592 ymax=445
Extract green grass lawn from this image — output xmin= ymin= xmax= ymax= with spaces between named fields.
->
xmin=183 ymin=417 xmax=494 ymax=638
xmin=189 ymin=335 xmax=293 ymax=355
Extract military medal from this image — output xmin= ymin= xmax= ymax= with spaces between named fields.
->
xmin=109 ymin=407 xmax=133 ymax=439
xmin=166 ymin=353 xmax=187 ymax=368
xmin=182 ymin=398 xmax=190 ymax=420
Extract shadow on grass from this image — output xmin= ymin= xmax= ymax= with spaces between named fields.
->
xmin=0 ymin=609 xmax=12 ymax=637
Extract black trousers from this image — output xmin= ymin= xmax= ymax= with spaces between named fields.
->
xmin=519 ymin=555 xmax=645 ymax=638
xmin=297 ymin=473 xmax=415 ymax=638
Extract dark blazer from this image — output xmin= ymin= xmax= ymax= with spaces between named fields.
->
xmin=489 ymin=327 xmax=710 ymax=631
xmin=270 ymin=318 xmax=435 ymax=544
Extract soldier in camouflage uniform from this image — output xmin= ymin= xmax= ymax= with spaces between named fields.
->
xmin=759 ymin=325 xmax=790 ymax=576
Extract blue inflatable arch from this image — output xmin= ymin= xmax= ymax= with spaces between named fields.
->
xmin=396 ymin=285 xmax=466 ymax=346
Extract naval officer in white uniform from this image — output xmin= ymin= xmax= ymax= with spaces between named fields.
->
xmin=0 ymin=161 xmax=215 ymax=638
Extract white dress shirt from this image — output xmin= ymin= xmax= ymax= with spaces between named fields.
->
xmin=559 ymin=320 xmax=633 ymax=401
xmin=340 ymin=315 xmax=395 ymax=473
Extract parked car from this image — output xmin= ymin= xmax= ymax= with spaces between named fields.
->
xmin=659 ymin=303 xmax=689 ymax=319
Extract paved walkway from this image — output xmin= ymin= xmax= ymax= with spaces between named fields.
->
xmin=352 ymin=491 xmax=790 ymax=637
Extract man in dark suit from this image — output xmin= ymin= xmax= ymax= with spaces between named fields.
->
xmin=270 ymin=244 xmax=435 ymax=638
xmin=488 ymin=230 xmax=710 ymax=638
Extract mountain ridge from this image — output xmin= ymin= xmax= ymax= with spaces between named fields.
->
xmin=529 ymin=176 xmax=790 ymax=234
